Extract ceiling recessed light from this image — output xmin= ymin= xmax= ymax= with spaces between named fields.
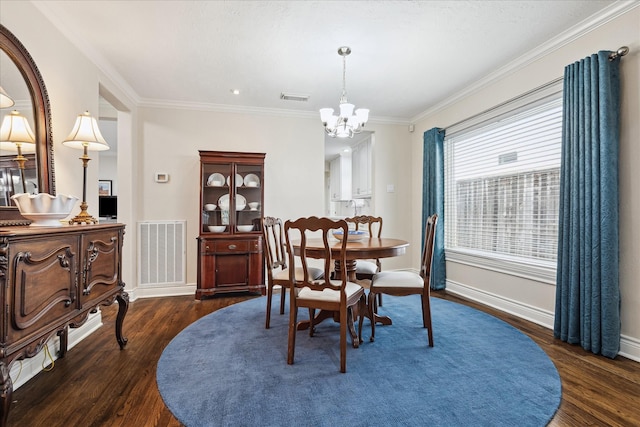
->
xmin=231 ymin=89 xmax=240 ymax=95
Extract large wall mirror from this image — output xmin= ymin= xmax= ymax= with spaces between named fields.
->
xmin=0 ymin=24 xmax=55 ymax=224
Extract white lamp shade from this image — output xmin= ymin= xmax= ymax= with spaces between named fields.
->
xmin=0 ymin=110 xmax=35 ymax=145
xmin=63 ymin=111 xmax=109 ymax=151
xmin=339 ymin=103 xmax=355 ymax=118
xmin=319 ymin=108 xmax=334 ymax=123
xmin=355 ymin=108 xmax=369 ymax=124
xmin=0 ymin=86 xmax=15 ymax=109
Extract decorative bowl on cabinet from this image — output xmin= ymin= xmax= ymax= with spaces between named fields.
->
xmin=11 ymin=193 xmax=78 ymax=226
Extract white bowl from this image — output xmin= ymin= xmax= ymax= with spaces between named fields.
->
xmin=11 ymin=193 xmax=78 ymax=226
xmin=332 ymin=230 xmax=368 ymax=242
xmin=208 ymin=225 xmax=226 ymax=232
xmin=204 ymin=203 xmax=217 ymax=211
xmin=237 ymin=225 xmax=254 ymax=232
xmin=248 ymin=202 xmax=260 ymax=210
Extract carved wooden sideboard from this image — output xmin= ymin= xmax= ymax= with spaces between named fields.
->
xmin=0 ymin=223 xmax=128 ymax=426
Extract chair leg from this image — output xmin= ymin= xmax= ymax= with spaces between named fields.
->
xmin=308 ymin=308 xmax=316 ymax=337
xmin=287 ymin=304 xmax=298 ymax=365
xmin=421 ymin=295 xmax=434 ymax=347
xmin=357 ymin=295 xmax=365 ymax=344
xmin=377 ymin=293 xmax=383 ymax=307
xmin=279 ymin=285 xmax=286 ymax=315
xmin=369 ymin=291 xmax=377 ymax=342
xmin=265 ymin=283 xmax=273 ymax=329
xmin=339 ymin=308 xmax=347 ymax=373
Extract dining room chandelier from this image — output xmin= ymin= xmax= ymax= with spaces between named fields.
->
xmin=319 ymin=46 xmax=369 ymax=138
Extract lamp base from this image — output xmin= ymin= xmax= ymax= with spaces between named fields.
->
xmin=69 ymin=201 xmax=98 ymax=225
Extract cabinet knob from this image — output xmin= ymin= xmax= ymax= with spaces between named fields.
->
xmin=228 ymin=244 xmax=237 ymax=250
xmin=205 ymin=245 xmax=210 ymax=250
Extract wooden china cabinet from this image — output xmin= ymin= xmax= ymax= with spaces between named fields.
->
xmin=196 ymin=151 xmax=265 ymax=299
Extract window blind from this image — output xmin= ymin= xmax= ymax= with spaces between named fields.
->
xmin=444 ymin=97 xmax=562 ymax=279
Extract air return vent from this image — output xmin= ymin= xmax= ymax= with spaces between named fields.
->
xmin=280 ymin=93 xmax=310 ymax=102
xmin=138 ymin=221 xmax=186 ymax=287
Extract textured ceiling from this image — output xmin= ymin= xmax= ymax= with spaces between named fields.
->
xmin=34 ymin=0 xmax=616 ymax=124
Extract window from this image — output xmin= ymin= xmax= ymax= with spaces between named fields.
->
xmin=444 ymin=95 xmax=562 ymax=282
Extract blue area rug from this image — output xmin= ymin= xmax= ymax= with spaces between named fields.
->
xmin=157 ymin=295 xmax=561 ymax=426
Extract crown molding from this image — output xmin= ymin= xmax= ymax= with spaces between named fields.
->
xmin=410 ymin=1 xmax=639 ymax=124
xmin=32 ymin=1 xmax=140 ymax=106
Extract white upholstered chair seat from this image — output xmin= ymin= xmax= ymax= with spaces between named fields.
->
xmin=355 ymin=260 xmax=379 ymax=275
xmin=298 ymin=281 xmax=362 ymax=302
xmin=273 ymin=266 xmax=324 ymax=282
xmin=371 ymin=271 xmax=424 ymax=289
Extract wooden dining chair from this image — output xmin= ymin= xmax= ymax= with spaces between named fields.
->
xmin=284 ymin=216 xmax=365 ymax=373
xmin=261 ymin=216 xmax=323 ymax=329
xmin=345 ymin=215 xmax=384 ymax=305
xmin=368 ymin=214 xmax=438 ymax=346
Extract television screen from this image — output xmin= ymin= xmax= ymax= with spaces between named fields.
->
xmin=99 ymin=196 xmax=117 ymax=218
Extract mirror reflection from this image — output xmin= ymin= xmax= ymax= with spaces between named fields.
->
xmin=0 ymin=48 xmax=37 ymax=206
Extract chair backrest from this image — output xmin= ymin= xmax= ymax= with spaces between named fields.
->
xmin=420 ymin=214 xmax=438 ymax=285
xmin=344 ymin=215 xmax=382 ymax=238
xmin=262 ymin=216 xmax=288 ymax=279
xmin=284 ymin=216 xmax=349 ymax=292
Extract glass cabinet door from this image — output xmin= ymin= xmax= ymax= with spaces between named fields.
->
xmin=201 ymin=159 xmax=263 ymax=234
xmin=202 ymin=162 xmax=232 ymax=234
xmin=235 ymin=163 xmax=263 ymax=233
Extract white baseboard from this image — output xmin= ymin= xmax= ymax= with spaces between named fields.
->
xmin=445 ymin=279 xmax=640 ymax=363
xmin=11 ymin=310 xmax=103 ymax=390
xmin=133 ymin=283 xmax=197 ymax=300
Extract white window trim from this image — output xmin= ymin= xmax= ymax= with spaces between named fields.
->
xmin=446 ymin=248 xmax=557 ymax=285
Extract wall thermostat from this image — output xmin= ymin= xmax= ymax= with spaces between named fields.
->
xmin=155 ymin=173 xmax=169 ymax=183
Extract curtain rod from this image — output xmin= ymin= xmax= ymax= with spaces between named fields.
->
xmin=609 ymin=46 xmax=629 ymax=61
xmin=444 ymin=46 xmax=630 ymax=132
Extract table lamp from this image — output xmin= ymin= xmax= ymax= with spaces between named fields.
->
xmin=0 ymin=110 xmax=36 ymax=194
xmin=62 ymin=111 xmax=109 ymax=224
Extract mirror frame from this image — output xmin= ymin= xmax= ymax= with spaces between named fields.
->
xmin=0 ymin=24 xmax=55 ymax=225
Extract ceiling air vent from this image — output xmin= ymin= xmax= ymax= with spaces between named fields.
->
xmin=280 ymin=93 xmax=310 ymax=102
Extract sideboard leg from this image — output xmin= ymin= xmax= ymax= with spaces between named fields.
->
xmin=58 ymin=327 xmax=68 ymax=358
xmin=0 ymin=363 xmax=13 ymax=427
xmin=115 ymin=291 xmax=129 ymax=349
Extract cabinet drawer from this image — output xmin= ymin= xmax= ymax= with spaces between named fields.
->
xmin=201 ymin=239 xmax=260 ymax=254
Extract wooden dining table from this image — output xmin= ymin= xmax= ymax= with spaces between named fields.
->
xmin=292 ymin=237 xmax=409 ymax=339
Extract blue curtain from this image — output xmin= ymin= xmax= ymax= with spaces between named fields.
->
xmin=554 ymin=51 xmax=621 ymax=358
xmin=422 ymin=127 xmax=446 ymax=290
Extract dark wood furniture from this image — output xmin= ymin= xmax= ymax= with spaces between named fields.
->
xmin=0 ymin=223 xmax=128 ymax=426
xmin=196 ymin=151 xmax=265 ymax=299
xmin=292 ymin=236 xmax=409 ymax=335
xmin=284 ymin=216 xmax=365 ymax=373
xmin=345 ymin=215 xmax=383 ymax=280
xmin=369 ymin=214 xmax=437 ymax=346
xmin=293 ymin=237 xmax=409 ymax=283
xmin=262 ymin=216 xmax=324 ymax=329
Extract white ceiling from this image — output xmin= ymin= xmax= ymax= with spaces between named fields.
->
xmin=34 ymin=0 xmax=617 ymax=125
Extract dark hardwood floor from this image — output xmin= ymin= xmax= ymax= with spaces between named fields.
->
xmin=6 ymin=291 xmax=640 ymax=426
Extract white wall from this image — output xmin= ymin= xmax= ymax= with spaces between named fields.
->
xmin=411 ymin=6 xmax=640 ymax=361
xmin=138 ymin=107 xmax=413 ymax=286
